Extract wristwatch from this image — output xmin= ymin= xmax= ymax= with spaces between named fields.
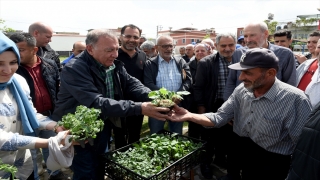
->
xmin=53 ymin=124 xmax=59 ymax=133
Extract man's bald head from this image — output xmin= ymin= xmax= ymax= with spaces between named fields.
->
xmin=28 ymin=22 xmax=53 ymax=47
xmin=72 ymin=41 xmax=86 ymax=56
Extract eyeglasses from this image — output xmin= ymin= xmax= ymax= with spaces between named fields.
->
xmin=158 ymin=44 xmax=174 ymax=49
xmin=121 ymin=34 xmax=140 ymax=40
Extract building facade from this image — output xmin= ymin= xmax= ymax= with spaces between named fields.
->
xmin=158 ymin=27 xmax=217 ymax=55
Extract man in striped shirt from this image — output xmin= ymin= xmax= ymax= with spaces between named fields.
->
xmin=168 ymin=48 xmax=312 ymax=180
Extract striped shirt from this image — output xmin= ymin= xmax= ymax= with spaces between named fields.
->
xmin=156 ymin=56 xmax=182 ymax=92
xmin=205 ymin=79 xmax=312 ymax=155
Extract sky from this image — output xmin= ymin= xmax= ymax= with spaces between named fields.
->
xmin=1 ymin=0 xmax=320 ymax=39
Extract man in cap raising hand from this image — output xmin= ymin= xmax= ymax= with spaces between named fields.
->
xmin=168 ymin=48 xmax=312 ymax=180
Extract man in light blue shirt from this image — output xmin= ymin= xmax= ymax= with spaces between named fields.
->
xmin=144 ymin=36 xmax=192 ymax=134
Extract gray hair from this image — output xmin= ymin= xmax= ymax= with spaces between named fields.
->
xmin=9 ymin=32 xmax=36 ymax=47
xmin=156 ymin=35 xmax=173 ymax=45
xmin=140 ymin=41 xmax=155 ymax=50
xmin=215 ymin=33 xmax=236 ymax=44
xmin=194 ymin=43 xmax=210 ymax=51
xmin=245 ymin=21 xmax=268 ymax=33
xmin=140 ymin=36 xmax=147 ymax=41
xmin=201 ymin=39 xmax=214 ymax=47
xmin=186 ymin=44 xmax=194 ymax=48
xmin=85 ymin=29 xmax=117 ymax=46
xmin=179 ymin=47 xmax=185 ymax=50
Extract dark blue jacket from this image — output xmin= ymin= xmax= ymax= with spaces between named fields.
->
xmin=52 ymin=50 xmax=151 ymax=179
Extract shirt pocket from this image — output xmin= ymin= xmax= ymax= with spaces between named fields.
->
xmin=255 ymin=117 xmax=282 ymax=138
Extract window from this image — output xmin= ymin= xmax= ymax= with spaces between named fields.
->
xmin=240 ymin=30 xmax=243 ymax=35
xmin=182 ymin=39 xmax=186 ymax=44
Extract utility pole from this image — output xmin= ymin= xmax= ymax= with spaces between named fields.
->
xmin=156 ymin=25 xmax=163 ymax=38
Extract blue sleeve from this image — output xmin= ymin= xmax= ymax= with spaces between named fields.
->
xmin=281 ymin=51 xmax=297 ymax=86
xmin=223 ymin=68 xmax=238 ymax=101
xmin=0 ymin=131 xmax=36 ymax=151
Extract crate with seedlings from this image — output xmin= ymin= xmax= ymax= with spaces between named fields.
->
xmin=57 ymin=105 xmax=104 ymax=148
xmin=104 ymin=130 xmax=205 ymax=180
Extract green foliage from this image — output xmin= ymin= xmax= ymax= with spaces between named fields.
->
xmin=148 ymin=87 xmax=190 ymax=108
xmin=295 ymin=17 xmax=319 ymax=27
xmin=111 ymin=133 xmax=202 ymax=178
xmin=0 ymin=19 xmax=15 ymax=33
xmin=264 ymin=20 xmax=278 ymax=35
xmin=58 ymin=105 xmax=104 ymax=145
xmin=203 ymin=34 xmax=210 ymax=39
xmin=0 ymin=159 xmax=17 ymax=178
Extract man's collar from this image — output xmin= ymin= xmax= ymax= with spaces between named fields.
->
xmin=158 ymin=55 xmax=173 ymax=63
xmin=251 ymin=78 xmax=279 ymax=102
xmin=94 ymin=59 xmax=115 ymax=70
xmin=244 ymin=78 xmax=279 ymax=102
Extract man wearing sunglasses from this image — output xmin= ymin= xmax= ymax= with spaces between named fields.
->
xmin=114 ymin=24 xmax=148 ymax=148
xmin=144 ymin=35 xmax=192 ymax=134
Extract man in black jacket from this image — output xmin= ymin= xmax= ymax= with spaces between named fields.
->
xmin=287 ymin=102 xmax=320 ymax=180
xmin=51 ymin=29 xmax=170 ymax=180
xmin=10 ymin=33 xmax=64 ymax=180
xmin=193 ymin=33 xmax=236 ymax=179
xmin=114 ymin=24 xmax=147 ymax=148
xmin=29 ymin=22 xmax=61 ymax=70
xmin=144 ymin=35 xmax=192 ymax=134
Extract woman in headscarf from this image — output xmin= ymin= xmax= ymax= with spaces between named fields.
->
xmin=0 ymin=32 xmax=68 ymax=180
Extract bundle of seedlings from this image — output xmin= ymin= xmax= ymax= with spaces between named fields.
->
xmin=148 ymin=87 xmax=190 ymax=112
xmin=57 ymin=105 xmax=104 ymax=148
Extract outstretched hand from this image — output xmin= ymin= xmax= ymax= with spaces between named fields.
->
xmin=167 ymin=104 xmax=190 ymax=122
xmin=141 ymin=102 xmax=170 ymax=121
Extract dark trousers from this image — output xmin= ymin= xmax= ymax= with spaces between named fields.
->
xmin=26 ymin=172 xmax=34 ymax=180
xmin=230 ymin=134 xmax=291 ymax=180
xmin=126 ymin=115 xmax=144 ymax=144
xmin=113 ymin=115 xmax=144 ymax=149
xmin=202 ymin=98 xmax=231 ymax=164
xmin=202 ymin=124 xmax=232 ymax=164
xmin=188 ymin=121 xmax=202 ymax=139
xmin=227 ymin=132 xmax=243 ymax=180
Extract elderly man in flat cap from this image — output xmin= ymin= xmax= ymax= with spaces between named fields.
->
xmin=168 ymin=48 xmax=312 ymax=180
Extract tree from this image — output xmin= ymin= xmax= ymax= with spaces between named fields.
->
xmin=295 ymin=17 xmax=319 ymax=27
xmin=264 ymin=20 xmax=278 ymax=35
xmin=0 ymin=19 xmax=15 ymax=33
xmin=203 ymin=34 xmax=210 ymax=39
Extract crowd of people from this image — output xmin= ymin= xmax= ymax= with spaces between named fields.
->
xmin=0 ymin=20 xmax=320 ymax=180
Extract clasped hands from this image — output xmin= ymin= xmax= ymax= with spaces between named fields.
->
xmin=141 ymin=102 xmax=189 ymax=122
